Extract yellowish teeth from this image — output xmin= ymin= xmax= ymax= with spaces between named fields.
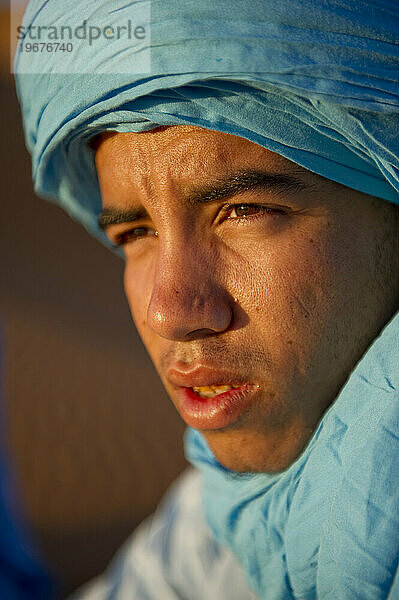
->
xmin=192 ymin=384 xmax=242 ymax=398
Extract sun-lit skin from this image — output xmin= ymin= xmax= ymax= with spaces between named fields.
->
xmin=95 ymin=125 xmax=399 ymax=473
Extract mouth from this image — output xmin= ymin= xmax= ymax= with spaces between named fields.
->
xmin=165 ymin=364 xmax=260 ymax=430
xmin=171 ymin=381 xmax=260 ymax=430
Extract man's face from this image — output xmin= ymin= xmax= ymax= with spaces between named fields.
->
xmin=95 ymin=125 xmax=398 ymax=472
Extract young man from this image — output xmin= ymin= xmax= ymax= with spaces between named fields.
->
xmin=14 ymin=0 xmax=399 ymax=598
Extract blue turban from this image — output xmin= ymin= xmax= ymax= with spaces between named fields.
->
xmin=14 ymin=0 xmax=399 ymax=254
xmin=14 ymin=1 xmax=399 ymax=598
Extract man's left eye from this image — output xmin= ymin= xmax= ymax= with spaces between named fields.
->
xmin=221 ymin=203 xmax=286 ymax=220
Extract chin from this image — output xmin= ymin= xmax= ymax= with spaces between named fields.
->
xmin=202 ymin=424 xmax=312 ymax=474
xmin=202 ymin=433 xmax=293 ymax=474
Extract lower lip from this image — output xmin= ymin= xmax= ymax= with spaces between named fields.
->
xmin=175 ymin=384 xmax=259 ymax=430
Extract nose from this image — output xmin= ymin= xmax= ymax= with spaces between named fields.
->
xmin=146 ymin=243 xmax=233 ymax=341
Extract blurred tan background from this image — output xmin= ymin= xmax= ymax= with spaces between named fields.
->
xmin=1 ymin=6 xmax=187 ymax=598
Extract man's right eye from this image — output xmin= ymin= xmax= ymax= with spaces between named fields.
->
xmin=112 ymin=226 xmax=157 ymax=247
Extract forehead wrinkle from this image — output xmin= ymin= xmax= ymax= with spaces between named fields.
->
xmin=124 ymin=126 xmax=234 ymax=188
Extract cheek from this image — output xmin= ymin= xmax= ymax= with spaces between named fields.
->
xmin=229 ymin=226 xmax=344 ymax=359
xmin=123 ymin=260 xmax=152 ymax=337
xmin=232 ymin=229 xmax=336 ymax=314
xmin=123 ymin=263 xmax=166 ymax=370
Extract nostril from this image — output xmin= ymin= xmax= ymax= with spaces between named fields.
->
xmin=183 ymin=327 xmax=221 ymax=340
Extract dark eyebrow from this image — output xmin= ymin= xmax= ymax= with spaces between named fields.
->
xmin=98 ymin=206 xmax=149 ymax=231
xmin=97 ymin=169 xmax=313 ymax=232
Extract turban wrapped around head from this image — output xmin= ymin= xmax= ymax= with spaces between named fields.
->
xmin=14 ymin=0 xmax=399 ymax=253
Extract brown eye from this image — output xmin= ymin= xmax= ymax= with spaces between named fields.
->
xmin=231 ymin=204 xmax=262 ymax=218
xmin=114 ymin=226 xmax=157 ymax=247
xmin=224 ymin=204 xmax=285 ymax=220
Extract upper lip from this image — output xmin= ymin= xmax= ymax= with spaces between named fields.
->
xmin=165 ymin=363 xmax=248 ymax=388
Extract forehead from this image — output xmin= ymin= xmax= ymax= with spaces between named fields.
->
xmin=94 ymin=125 xmax=326 ymax=199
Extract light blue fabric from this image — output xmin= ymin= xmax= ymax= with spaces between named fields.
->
xmin=14 ymin=0 xmax=399 ymax=254
xmin=185 ymin=310 xmax=399 ymax=600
